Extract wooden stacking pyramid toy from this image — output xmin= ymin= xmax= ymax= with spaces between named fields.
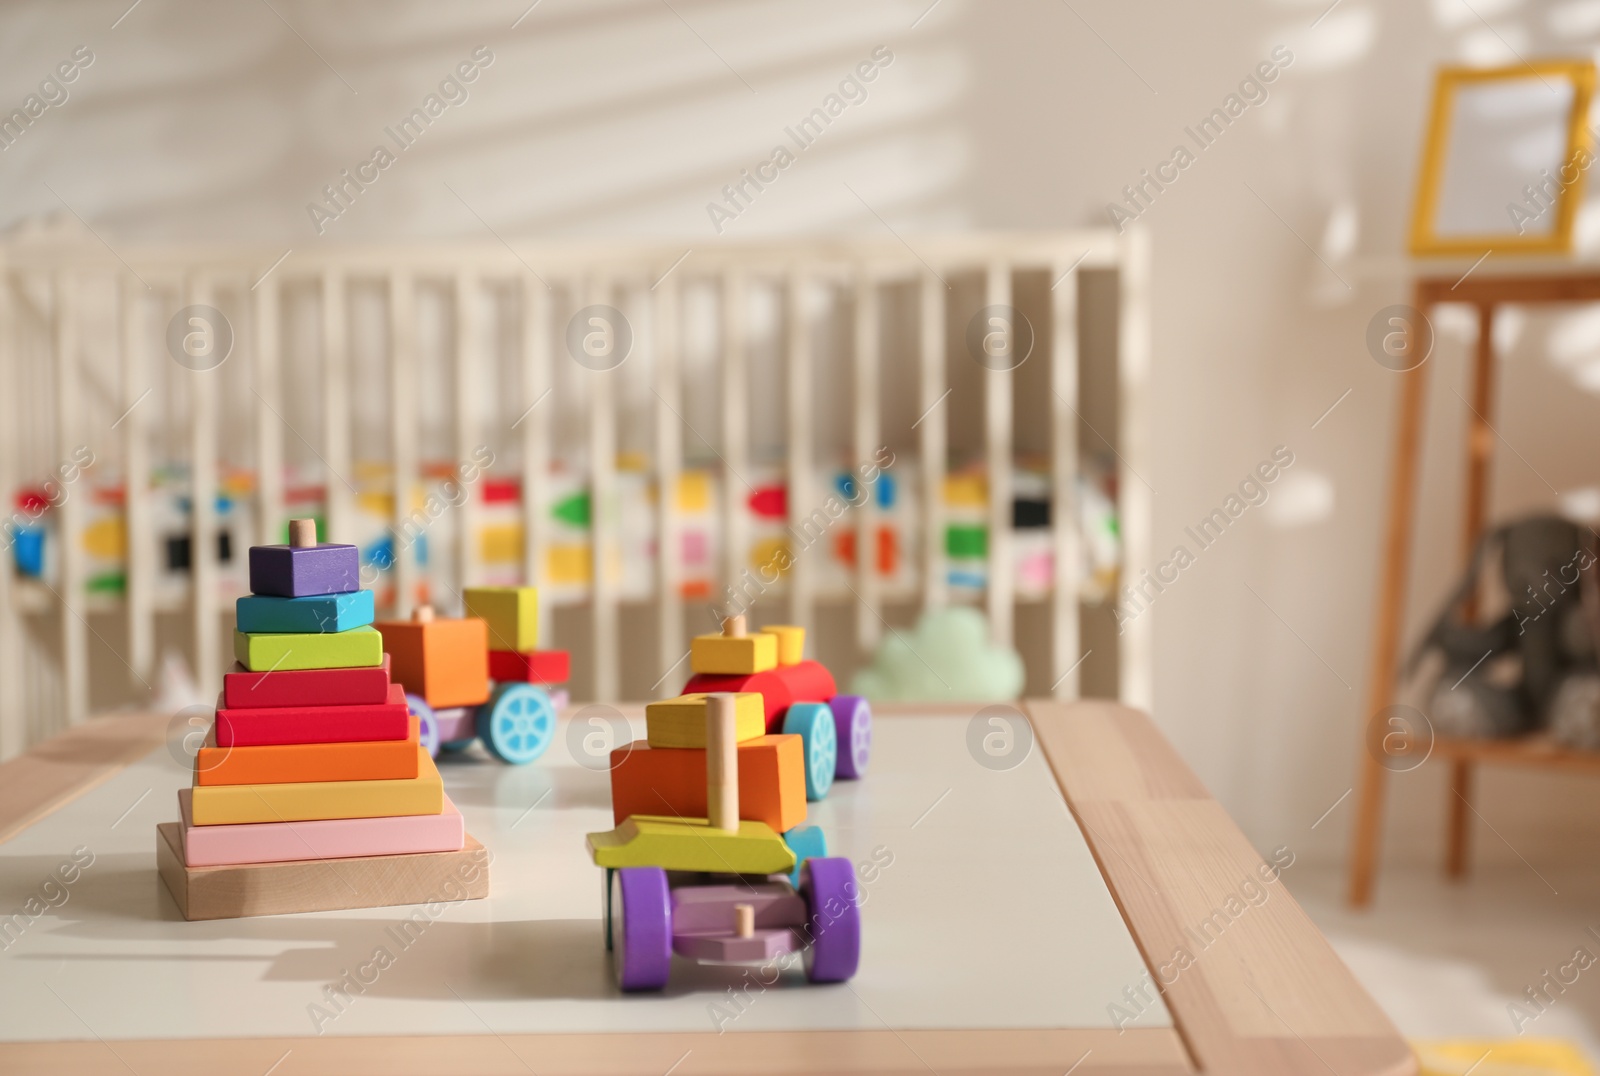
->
xmin=157 ymin=519 xmax=489 ymax=921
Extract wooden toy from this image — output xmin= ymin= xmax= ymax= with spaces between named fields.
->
xmin=644 ymin=692 xmax=764 ymax=748
xmin=487 ymin=648 xmax=570 ymax=685
xmin=462 ymin=585 xmax=539 ymax=652
xmin=761 ymin=624 xmax=806 ymax=665
xmin=379 ymin=606 xmax=563 ymax=764
xmin=177 ymin=790 xmax=466 ymax=867
xmin=157 ymin=825 xmax=488 ymax=921
xmin=215 ymin=683 xmax=411 ymax=747
xmin=188 ymin=747 xmax=443 ymax=825
xmin=232 ymin=625 xmax=384 ymax=672
xmin=235 ymin=589 xmax=375 ymax=634
xmin=689 ymin=615 xmax=778 ymax=675
xmin=195 ymin=717 xmax=421 ymax=786
xmin=375 ymin=607 xmax=491 ymax=709
xmin=683 ymin=625 xmax=871 ymax=800
xmin=247 ymin=517 xmax=362 ymax=598
xmin=608 ymin=735 xmax=806 ymax=832
xmin=588 ymin=693 xmax=862 ymax=991
xmin=222 ymin=655 xmax=393 ymax=709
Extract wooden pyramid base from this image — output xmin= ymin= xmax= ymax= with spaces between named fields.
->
xmin=156 ymin=822 xmax=489 ymax=921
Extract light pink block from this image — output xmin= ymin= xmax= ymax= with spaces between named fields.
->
xmin=177 ymin=789 xmax=465 ymax=867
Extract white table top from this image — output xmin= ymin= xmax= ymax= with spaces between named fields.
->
xmin=0 ymin=712 xmax=1168 ymax=1041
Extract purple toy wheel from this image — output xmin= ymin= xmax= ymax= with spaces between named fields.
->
xmin=406 ymin=693 xmax=441 ymax=758
xmin=611 ymin=867 xmax=672 ymax=991
xmin=800 ymin=857 xmax=861 ymax=983
xmin=829 ymin=696 xmax=872 ymax=779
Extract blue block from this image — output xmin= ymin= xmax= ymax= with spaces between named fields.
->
xmin=235 ymin=590 xmax=375 ymax=634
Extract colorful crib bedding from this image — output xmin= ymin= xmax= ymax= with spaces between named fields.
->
xmin=8 ymin=455 xmax=1119 ymax=608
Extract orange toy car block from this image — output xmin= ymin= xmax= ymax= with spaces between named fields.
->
xmin=609 ymin=734 xmax=806 ymax=833
xmin=374 ymin=608 xmax=490 ymax=709
xmin=195 ymin=717 xmax=421 ymax=786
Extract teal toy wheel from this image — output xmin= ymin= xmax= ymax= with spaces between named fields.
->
xmin=477 ymin=683 xmax=556 ymax=765
xmin=783 ymin=823 xmax=828 ymax=889
xmin=783 ymin=702 xmax=836 ymax=800
xmin=440 ymin=738 xmax=476 ymax=752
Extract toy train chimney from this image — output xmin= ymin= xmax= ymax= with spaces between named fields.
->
xmin=289 ymin=518 xmax=317 ymax=548
xmin=706 ymin=693 xmax=739 ymax=832
xmin=721 ymin=615 xmax=745 ymax=637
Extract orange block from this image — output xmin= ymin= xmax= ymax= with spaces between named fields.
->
xmin=609 ymin=735 xmax=806 ymax=833
xmin=195 ymin=718 xmax=422 ymax=786
xmin=375 ymin=616 xmax=490 ymax=709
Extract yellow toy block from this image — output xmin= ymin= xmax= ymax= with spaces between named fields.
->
xmin=232 ymin=625 xmax=384 ymax=672
xmin=462 ymin=586 xmax=538 ymax=652
xmin=189 ymin=748 xmax=443 ymax=825
xmin=646 ymin=693 xmax=765 ymax=748
xmin=760 ymin=624 xmax=805 ymax=665
xmin=586 ymin=816 xmax=796 ymax=874
xmin=690 ymin=615 xmax=777 ymax=675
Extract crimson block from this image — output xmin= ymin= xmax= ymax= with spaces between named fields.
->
xmin=488 ymin=649 xmax=570 ymax=685
xmin=222 ymin=655 xmax=392 ymax=709
xmin=214 ymin=683 xmax=411 ymax=747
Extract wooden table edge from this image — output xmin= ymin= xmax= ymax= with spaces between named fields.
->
xmin=0 ymin=701 xmax=1414 ymax=1075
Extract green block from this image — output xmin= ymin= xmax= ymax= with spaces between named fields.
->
xmin=232 ymin=625 xmax=384 ymax=672
xmin=586 ymin=816 xmax=795 ymax=874
xmin=946 ymin=524 xmax=988 ymax=558
xmin=553 ymin=491 xmax=590 ymax=527
xmin=462 ymin=586 xmax=538 ymax=652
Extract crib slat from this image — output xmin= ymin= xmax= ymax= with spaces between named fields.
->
xmin=389 ymin=270 xmax=418 ymax=619
xmin=853 ymin=270 xmax=880 ymax=651
xmin=0 ymin=275 xmax=20 ymax=757
xmin=785 ymin=270 xmax=813 ymax=636
xmin=51 ymin=274 xmax=89 ymax=727
xmin=253 ymin=276 xmax=283 ymax=548
xmin=721 ymin=270 xmax=748 ymax=620
xmin=1051 ymin=259 xmax=1081 ymax=699
xmin=588 ymin=279 xmax=619 ymax=702
xmin=453 ymin=270 xmax=482 ymax=596
xmin=919 ymin=271 xmax=946 ymax=614
xmin=654 ymin=276 xmax=683 ymax=692
xmin=521 ymin=273 xmax=551 ymax=638
xmin=321 ymin=269 xmax=351 ymax=545
xmin=1118 ymin=230 xmax=1154 ymax=708
xmin=985 ymin=262 xmax=1013 ymax=648
xmin=122 ymin=279 xmax=155 ymax=687
xmin=187 ymin=274 xmax=220 ymax=697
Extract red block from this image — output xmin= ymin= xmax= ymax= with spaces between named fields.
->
xmin=683 ymin=659 xmax=836 ymax=732
xmin=215 ymin=684 xmax=412 ymax=747
xmin=488 ymin=649 xmax=570 ymax=685
xmin=223 ymin=655 xmax=392 ymax=710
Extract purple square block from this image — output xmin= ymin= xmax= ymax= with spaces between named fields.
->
xmin=248 ymin=543 xmax=362 ymax=597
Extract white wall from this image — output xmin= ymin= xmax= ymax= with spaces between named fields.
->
xmin=8 ymin=0 xmax=1600 ymax=874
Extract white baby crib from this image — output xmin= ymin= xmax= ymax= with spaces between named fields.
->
xmin=0 ymin=221 xmax=1151 ymax=758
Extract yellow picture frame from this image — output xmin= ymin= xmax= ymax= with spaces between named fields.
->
xmin=1409 ymin=61 xmax=1596 ymax=257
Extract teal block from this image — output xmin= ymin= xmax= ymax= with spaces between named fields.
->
xmin=235 ymin=590 xmax=375 ymax=634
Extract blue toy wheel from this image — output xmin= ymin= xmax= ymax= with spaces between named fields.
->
xmin=783 ymin=823 xmax=829 ymax=889
xmin=783 ymin=702 xmax=836 ymax=801
xmin=406 ymin=693 xmax=441 ymax=758
xmin=478 ymin=682 xmax=556 ymax=765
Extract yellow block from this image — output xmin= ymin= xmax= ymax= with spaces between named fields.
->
xmin=944 ymin=474 xmax=987 ymax=508
xmin=760 ymin=625 xmax=804 ymax=665
xmin=678 ymin=472 xmax=710 ymax=513
xmin=646 ymin=693 xmax=765 ymax=748
xmin=587 ymin=816 xmax=795 ymax=874
xmin=547 ymin=544 xmax=591 ymax=584
xmin=478 ymin=523 xmax=522 ymax=565
xmin=463 ymin=585 xmax=538 ymax=651
xmin=1414 ymin=1040 xmax=1597 ymax=1076
xmin=190 ymin=748 xmax=443 ymax=825
xmin=690 ymin=631 xmax=777 ymax=675
xmin=82 ymin=517 xmax=126 ymax=559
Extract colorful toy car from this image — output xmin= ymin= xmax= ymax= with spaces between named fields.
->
xmin=683 ymin=618 xmax=871 ymax=800
xmin=374 ymin=586 xmax=567 ymax=764
xmin=588 ymin=693 xmax=860 ymax=991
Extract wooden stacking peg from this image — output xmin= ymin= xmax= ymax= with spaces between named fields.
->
xmin=414 ymin=605 xmax=435 ymax=623
xmin=289 ymin=517 xmax=318 ymax=548
xmin=734 ymin=903 xmax=755 ymax=938
xmin=706 ymin=693 xmax=739 ymax=833
xmin=722 ymin=615 xmax=746 ymax=637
